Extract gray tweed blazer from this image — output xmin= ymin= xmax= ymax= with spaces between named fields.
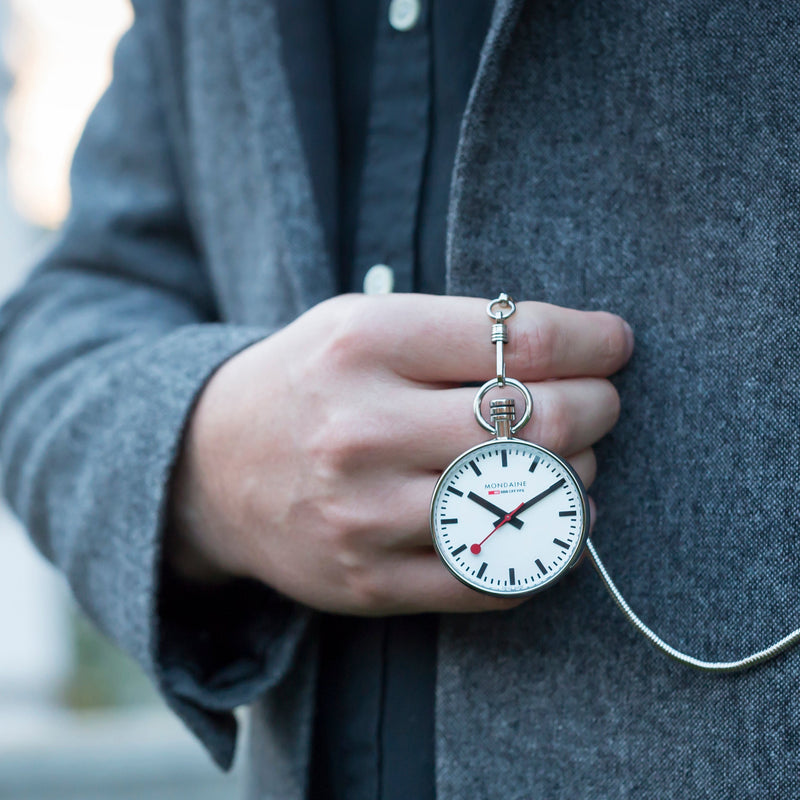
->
xmin=2 ymin=1 xmax=800 ymax=798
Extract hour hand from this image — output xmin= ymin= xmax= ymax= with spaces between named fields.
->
xmin=467 ymin=491 xmax=524 ymax=529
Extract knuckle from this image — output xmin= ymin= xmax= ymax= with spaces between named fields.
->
xmin=299 ymin=493 xmax=353 ymax=552
xmin=314 ymin=292 xmax=366 ymax=321
xmin=313 ymin=504 xmax=379 ymax=601
xmin=520 ymin=317 xmax=560 ymax=371
xmin=302 ymin=494 xmax=379 ymax=584
xmin=318 ymin=503 xmax=392 ymax=612
xmin=318 ymin=294 xmax=377 ymax=368
xmin=538 ymin=394 xmax=572 ymax=454
xmin=310 ymin=423 xmax=349 ymax=474
xmin=312 ymin=414 xmax=385 ymax=473
xmin=346 ymin=562 xmax=389 ymax=611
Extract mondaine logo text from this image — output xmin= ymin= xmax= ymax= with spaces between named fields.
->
xmin=485 ymin=481 xmax=526 ymax=496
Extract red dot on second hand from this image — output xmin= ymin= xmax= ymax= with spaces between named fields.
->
xmin=470 ymin=544 xmax=482 ymax=555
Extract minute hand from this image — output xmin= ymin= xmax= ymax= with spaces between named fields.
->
xmin=493 ymin=478 xmax=566 ymax=526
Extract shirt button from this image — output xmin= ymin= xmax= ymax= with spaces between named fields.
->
xmin=388 ymin=0 xmax=421 ymax=32
xmin=363 ymin=264 xmax=395 ymax=295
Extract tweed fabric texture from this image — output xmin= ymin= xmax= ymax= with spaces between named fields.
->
xmin=441 ymin=1 xmax=800 ymax=798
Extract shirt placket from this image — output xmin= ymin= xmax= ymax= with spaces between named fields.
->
xmin=353 ymin=0 xmax=431 ymax=295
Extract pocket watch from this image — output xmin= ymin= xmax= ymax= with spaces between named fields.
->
xmin=430 ymin=294 xmax=589 ymax=597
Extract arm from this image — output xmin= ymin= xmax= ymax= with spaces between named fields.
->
xmin=0 ymin=12 xmax=305 ymax=769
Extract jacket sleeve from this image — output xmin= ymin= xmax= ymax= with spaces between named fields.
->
xmin=0 ymin=10 xmax=311 ymax=770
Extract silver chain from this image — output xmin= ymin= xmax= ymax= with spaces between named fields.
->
xmin=586 ymin=539 xmax=800 ymax=673
xmin=483 ymin=294 xmax=800 ymax=674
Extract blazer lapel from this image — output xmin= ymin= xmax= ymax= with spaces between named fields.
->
xmin=446 ymin=0 xmax=526 ymax=297
xmin=228 ymin=0 xmax=337 ymax=310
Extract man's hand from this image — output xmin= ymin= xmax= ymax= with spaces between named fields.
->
xmin=167 ymin=294 xmax=632 ymax=615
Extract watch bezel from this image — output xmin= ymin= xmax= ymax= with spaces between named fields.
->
xmin=429 ymin=436 xmax=590 ymax=598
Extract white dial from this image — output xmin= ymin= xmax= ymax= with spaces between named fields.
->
xmin=430 ymin=438 xmax=589 ymax=597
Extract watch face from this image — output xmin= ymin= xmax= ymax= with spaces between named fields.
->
xmin=430 ymin=438 xmax=589 ymax=597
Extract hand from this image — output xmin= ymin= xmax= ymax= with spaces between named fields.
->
xmin=167 ymin=294 xmax=632 ymax=615
xmin=491 ymin=478 xmax=566 ymax=527
xmin=470 ymin=502 xmax=526 ymax=555
xmin=467 ymin=491 xmax=524 ymax=529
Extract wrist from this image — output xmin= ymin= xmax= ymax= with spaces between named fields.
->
xmin=165 ymin=420 xmax=236 ymax=586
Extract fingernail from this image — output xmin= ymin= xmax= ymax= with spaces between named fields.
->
xmin=623 ymin=321 xmax=635 ymax=356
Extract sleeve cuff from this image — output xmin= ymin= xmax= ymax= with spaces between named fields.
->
xmin=142 ymin=324 xmax=312 ymax=770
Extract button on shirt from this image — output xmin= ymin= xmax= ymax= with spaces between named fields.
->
xmin=310 ymin=2 xmax=493 ymax=799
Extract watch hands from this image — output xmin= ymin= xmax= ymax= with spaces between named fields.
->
xmin=470 ymin=502 xmax=526 ymax=555
xmin=491 ymin=478 xmax=566 ymax=528
xmin=466 ymin=491 xmax=524 ymax=529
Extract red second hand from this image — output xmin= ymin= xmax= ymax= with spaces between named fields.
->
xmin=470 ymin=501 xmax=525 ymax=555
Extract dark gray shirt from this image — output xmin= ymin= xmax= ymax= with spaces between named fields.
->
xmin=310 ymin=2 xmax=492 ymax=798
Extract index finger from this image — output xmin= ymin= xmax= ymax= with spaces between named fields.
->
xmin=366 ymin=294 xmax=634 ymax=384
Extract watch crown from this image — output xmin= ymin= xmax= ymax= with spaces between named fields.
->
xmin=490 ymin=398 xmax=516 ymax=439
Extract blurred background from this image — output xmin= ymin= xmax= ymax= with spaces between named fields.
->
xmin=0 ymin=1 xmax=242 ymax=796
